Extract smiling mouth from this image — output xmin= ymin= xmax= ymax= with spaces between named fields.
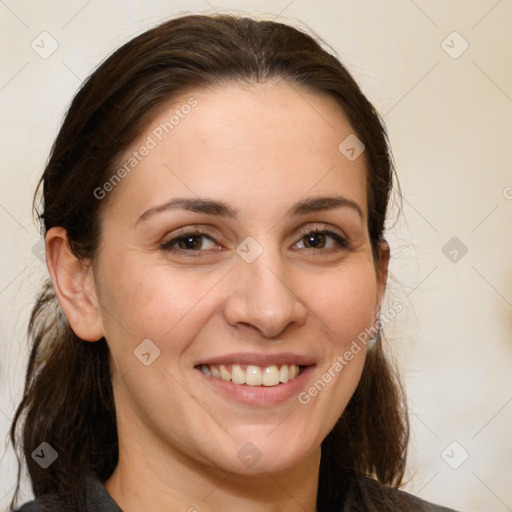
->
xmin=196 ymin=363 xmax=306 ymax=387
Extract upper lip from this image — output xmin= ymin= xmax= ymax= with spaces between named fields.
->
xmin=194 ymin=352 xmax=316 ymax=367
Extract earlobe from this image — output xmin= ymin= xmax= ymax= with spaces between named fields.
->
xmin=45 ymin=227 xmax=104 ymax=341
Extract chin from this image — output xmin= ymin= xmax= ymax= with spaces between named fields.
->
xmin=206 ymin=431 xmax=320 ymax=476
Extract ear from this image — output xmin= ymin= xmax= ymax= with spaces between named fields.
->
xmin=374 ymin=238 xmax=390 ymax=317
xmin=45 ymin=227 xmax=104 ymax=341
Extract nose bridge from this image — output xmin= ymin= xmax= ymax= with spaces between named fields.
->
xmin=223 ymin=241 xmax=306 ymax=337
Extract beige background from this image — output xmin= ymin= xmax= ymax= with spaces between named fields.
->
xmin=1 ymin=1 xmax=511 ymax=510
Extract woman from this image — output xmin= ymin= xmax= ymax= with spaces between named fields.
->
xmin=10 ymin=13 xmax=456 ymax=512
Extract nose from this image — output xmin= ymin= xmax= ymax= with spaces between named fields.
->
xmin=223 ymin=250 xmax=307 ymax=339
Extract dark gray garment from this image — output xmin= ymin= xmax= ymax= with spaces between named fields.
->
xmin=14 ymin=474 xmax=456 ymax=512
xmin=15 ymin=476 xmax=121 ymax=512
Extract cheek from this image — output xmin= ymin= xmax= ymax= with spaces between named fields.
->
xmin=301 ymin=260 xmax=378 ymax=341
xmin=297 ymin=260 xmax=377 ymax=397
xmin=96 ymin=255 xmax=223 ymax=353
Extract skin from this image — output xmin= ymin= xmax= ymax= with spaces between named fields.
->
xmin=46 ymin=81 xmax=389 ymax=512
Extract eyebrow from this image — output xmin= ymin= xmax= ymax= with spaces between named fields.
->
xmin=135 ymin=194 xmax=364 ymax=226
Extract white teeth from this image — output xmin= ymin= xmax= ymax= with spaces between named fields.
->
xmin=263 ymin=365 xmax=280 ymax=386
xmin=231 ymin=364 xmax=246 ymax=384
xmin=245 ymin=365 xmax=262 ymax=386
xmin=279 ymin=364 xmax=289 ymax=383
xmin=289 ymin=364 xmax=299 ymax=379
xmin=220 ymin=364 xmax=231 ymax=381
xmin=200 ymin=363 xmax=303 ymax=387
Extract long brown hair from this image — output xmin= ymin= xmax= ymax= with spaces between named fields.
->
xmin=10 ymin=14 xmax=408 ymax=511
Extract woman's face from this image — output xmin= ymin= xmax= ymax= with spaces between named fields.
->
xmin=92 ymin=81 xmax=388 ymax=475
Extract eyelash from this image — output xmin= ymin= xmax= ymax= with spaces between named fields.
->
xmin=160 ymin=225 xmax=349 ymax=256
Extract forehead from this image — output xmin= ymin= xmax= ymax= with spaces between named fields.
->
xmin=103 ymin=81 xmax=368 ymax=220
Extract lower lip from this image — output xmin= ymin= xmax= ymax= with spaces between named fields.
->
xmin=196 ymin=366 xmax=316 ymax=406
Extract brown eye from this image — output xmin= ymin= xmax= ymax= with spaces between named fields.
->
xmin=302 ymin=232 xmax=328 ymax=249
xmin=161 ymin=231 xmax=217 ymax=252
xmin=294 ymin=228 xmax=349 ymax=251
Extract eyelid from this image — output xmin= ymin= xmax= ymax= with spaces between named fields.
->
xmin=295 ymin=222 xmax=347 ymax=240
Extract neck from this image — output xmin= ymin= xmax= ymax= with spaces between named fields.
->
xmin=105 ymin=431 xmax=320 ymax=512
